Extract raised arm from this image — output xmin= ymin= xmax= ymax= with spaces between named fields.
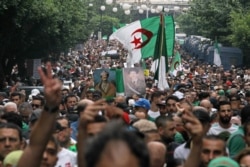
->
xmin=183 ymin=110 xmax=203 ymax=167
xmin=17 ymin=62 xmax=62 ymax=167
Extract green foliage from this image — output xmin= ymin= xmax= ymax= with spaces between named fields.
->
xmin=176 ymin=0 xmax=242 ymax=44
xmin=228 ymin=10 xmax=250 ymax=49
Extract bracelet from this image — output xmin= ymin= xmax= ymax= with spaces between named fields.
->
xmin=44 ymin=105 xmax=59 ymax=113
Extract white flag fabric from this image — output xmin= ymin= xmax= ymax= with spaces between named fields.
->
xmin=214 ymin=41 xmax=221 ymax=66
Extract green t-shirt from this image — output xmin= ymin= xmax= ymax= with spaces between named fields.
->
xmin=174 ymin=132 xmax=185 ymax=144
xmin=227 ymin=126 xmax=246 ymax=158
xmin=68 ymin=144 xmax=77 ymax=153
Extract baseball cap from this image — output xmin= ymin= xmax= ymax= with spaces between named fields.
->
xmin=31 ymin=89 xmax=40 ymax=96
xmin=134 ymin=98 xmax=151 ymax=110
xmin=208 ymin=156 xmax=239 ymax=167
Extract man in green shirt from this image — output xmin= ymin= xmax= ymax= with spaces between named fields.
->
xmin=227 ymin=105 xmax=250 ymax=158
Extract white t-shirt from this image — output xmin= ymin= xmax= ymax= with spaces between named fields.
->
xmin=207 ymin=122 xmax=238 ymax=135
xmin=55 ymin=148 xmax=77 ymax=167
xmin=147 ymin=110 xmax=160 ymax=119
xmin=174 ymin=142 xmax=190 ymax=160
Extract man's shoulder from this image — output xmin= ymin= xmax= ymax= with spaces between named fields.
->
xmin=58 ymin=148 xmax=77 ymax=157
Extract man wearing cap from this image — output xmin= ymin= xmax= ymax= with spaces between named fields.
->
xmin=133 ymin=98 xmax=153 ymax=121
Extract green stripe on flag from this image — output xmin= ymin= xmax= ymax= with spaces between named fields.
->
xmin=115 ymin=69 xmax=124 ymax=93
xmin=165 ymin=16 xmax=175 ymax=57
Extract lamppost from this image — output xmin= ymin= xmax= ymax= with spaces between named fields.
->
xmin=98 ymin=5 xmax=106 ymax=40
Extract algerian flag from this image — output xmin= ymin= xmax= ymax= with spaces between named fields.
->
xmin=152 ymin=14 xmax=172 ymax=90
xmin=214 ymin=39 xmax=221 ymax=66
xmin=170 ymin=51 xmax=182 ymax=76
xmin=110 ymin=16 xmax=175 ymax=66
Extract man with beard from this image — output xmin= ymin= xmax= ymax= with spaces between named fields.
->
xmin=155 ymin=115 xmax=179 ymax=167
xmin=207 ymin=101 xmax=238 ymax=136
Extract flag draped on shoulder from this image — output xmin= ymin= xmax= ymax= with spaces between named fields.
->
xmin=152 ymin=14 xmax=172 ymax=90
xmin=110 ymin=16 xmax=175 ymax=66
xmin=213 ymin=39 xmax=221 ymax=66
xmin=170 ymin=51 xmax=182 ymax=76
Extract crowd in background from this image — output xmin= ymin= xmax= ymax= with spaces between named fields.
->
xmin=0 ymin=38 xmax=250 ymax=167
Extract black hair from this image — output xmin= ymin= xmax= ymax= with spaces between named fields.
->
xmin=10 ymin=92 xmax=22 ymax=99
xmin=198 ymin=92 xmax=210 ymax=101
xmin=241 ymin=105 xmax=250 ymax=125
xmin=166 ymin=95 xmax=179 ymax=103
xmin=85 ymin=120 xmax=150 ymax=167
xmin=218 ymin=101 xmax=231 ymax=111
xmin=246 ymin=91 xmax=250 ymax=97
xmin=155 ymin=115 xmax=174 ymax=128
xmin=0 ymin=122 xmax=22 ymax=141
xmin=193 ymin=108 xmax=211 ymax=124
xmin=32 ymin=95 xmax=45 ymax=106
xmin=64 ymin=93 xmax=78 ymax=104
xmin=1 ymin=112 xmax=23 ymax=130
xmin=203 ymin=135 xmax=226 ymax=152
xmin=151 ymin=91 xmax=163 ymax=101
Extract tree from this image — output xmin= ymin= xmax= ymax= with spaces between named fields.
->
xmin=176 ymin=0 xmax=241 ymax=44
xmin=0 ymin=0 xmax=93 ymax=89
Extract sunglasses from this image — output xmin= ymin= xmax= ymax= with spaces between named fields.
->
xmin=32 ymin=104 xmax=41 ymax=108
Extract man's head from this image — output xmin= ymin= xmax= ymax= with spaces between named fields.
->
xmin=10 ymin=92 xmax=22 ymax=107
xmin=151 ymin=91 xmax=165 ymax=104
xmin=132 ymin=119 xmax=161 ymax=143
xmin=147 ymin=141 xmax=166 ymax=167
xmin=40 ymin=136 xmax=59 ymax=167
xmin=201 ymin=135 xmax=227 ymax=167
xmin=18 ymin=102 xmax=33 ymax=124
xmin=155 ymin=115 xmax=176 ymax=144
xmin=200 ymin=99 xmax=212 ymax=114
xmin=166 ymin=95 xmax=179 ymax=114
xmin=85 ymin=121 xmax=150 ymax=167
xmin=31 ymin=95 xmax=45 ymax=110
xmin=0 ymin=123 xmax=22 ymax=158
xmin=86 ymin=115 xmax=108 ymax=137
xmin=64 ymin=94 xmax=78 ymax=111
xmin=134 ymin=98 xmax=151 ymax=119
xmin=193 ymin=107 xmax=211 ymax=135
xmin=217 ymin=101 xmax=232 ymax=125
xmin=54 ymin=117 xmax=72 ymax=147
xmin=3 ymin=102 xmax=17 ymax=113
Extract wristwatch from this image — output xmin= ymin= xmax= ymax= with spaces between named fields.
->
xmin=44 ymin=105 xmax=59 ymax=113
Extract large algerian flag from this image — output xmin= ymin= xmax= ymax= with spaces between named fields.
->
xmin=152 ymin=14 xmax=170 ymax=90
xmin=214 ymin=39 xmax=221 ymax=66
xmin=110 ymin=16 xmax=175 ymax=66
xmin=170 ymin=51 xmax=182 ymax=76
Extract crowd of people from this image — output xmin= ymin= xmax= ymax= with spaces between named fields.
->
xmin=0 ymin=38 xmax=250 ymax=167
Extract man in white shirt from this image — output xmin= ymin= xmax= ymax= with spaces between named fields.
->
xmin=208 ymin=101 xmax=238 ymax=136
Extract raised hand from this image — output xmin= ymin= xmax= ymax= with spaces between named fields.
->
xmin=182 ymin=110 xmax=203 ymax=142
xmin=38 ymin=62 xmax=62 ymax=107
xmin=79 ymin=99 xmax=106 ymax=127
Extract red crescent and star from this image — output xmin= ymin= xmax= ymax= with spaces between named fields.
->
xmin=130 ymin=28 xmax=153 ymax=49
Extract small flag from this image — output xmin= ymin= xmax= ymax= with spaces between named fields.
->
xmin=170 ymin=51 xmax=182 ymax=76
xmin=214 ymin=39 xmax=221 ymax=66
